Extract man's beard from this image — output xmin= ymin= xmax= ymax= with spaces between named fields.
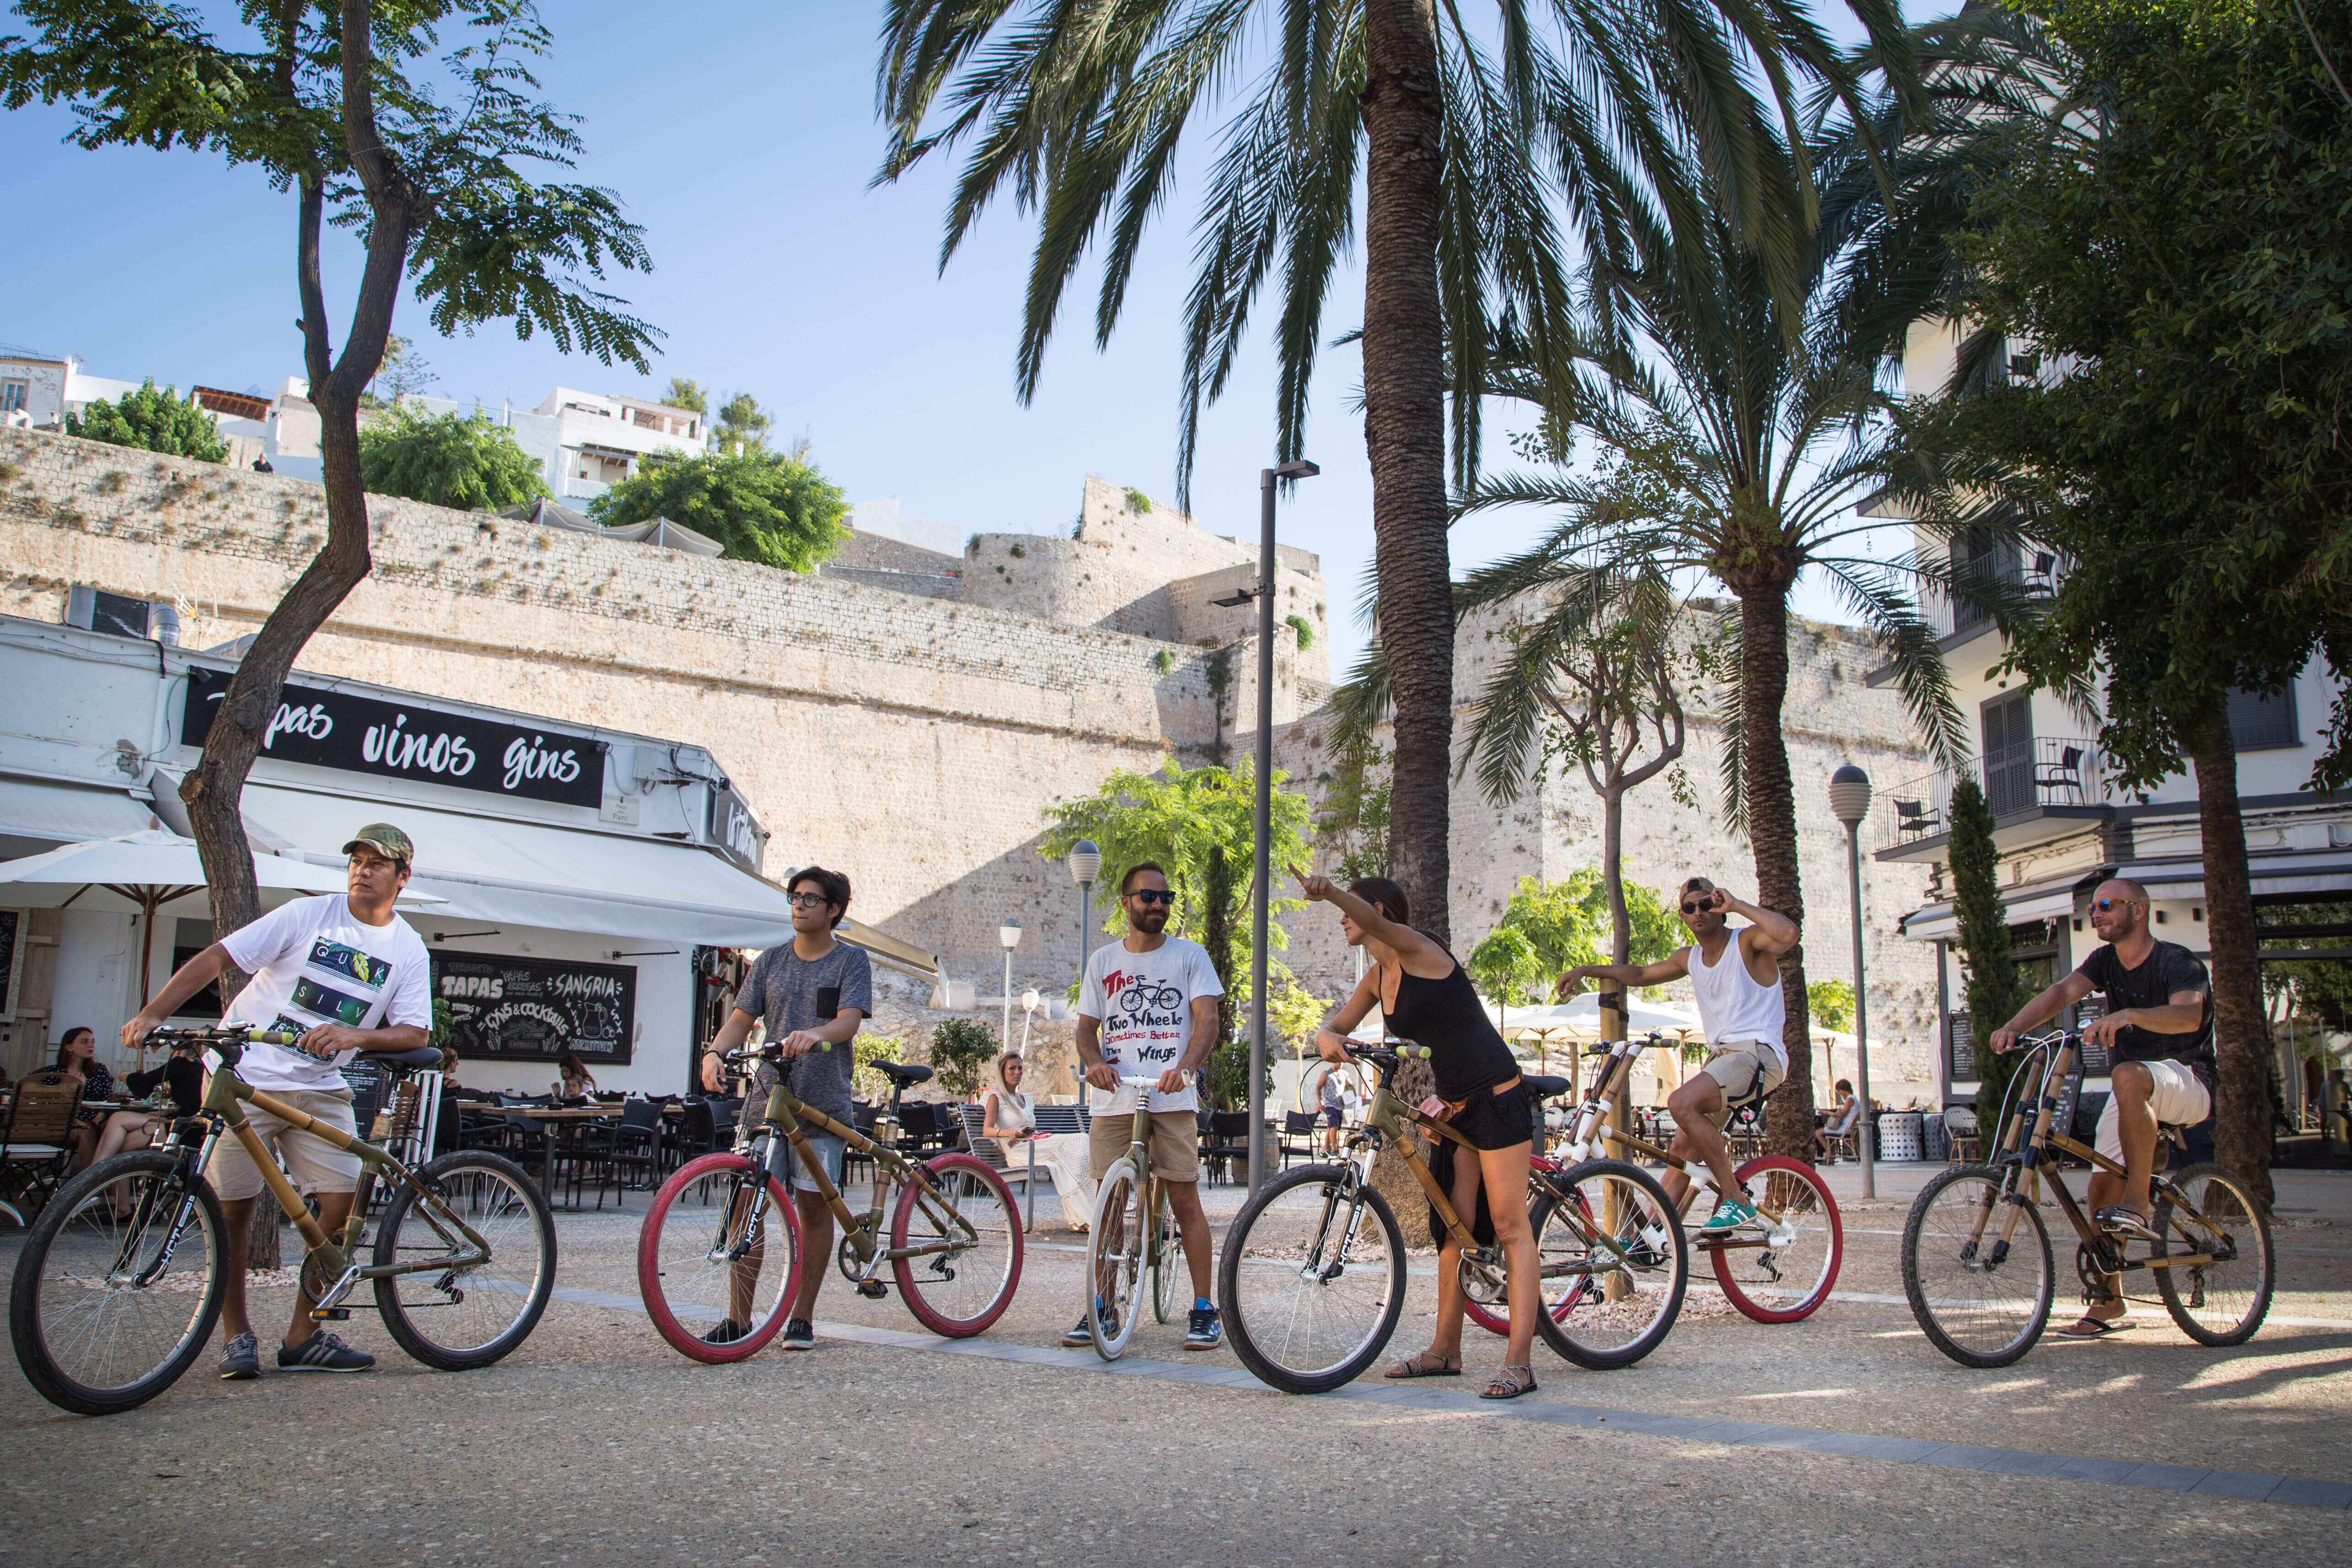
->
xmin=1134 ymin=908 xmax=1168 ymax=934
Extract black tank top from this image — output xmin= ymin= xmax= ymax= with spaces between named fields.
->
xmin=1383 ymin=953 xmax=1520 ymax=1102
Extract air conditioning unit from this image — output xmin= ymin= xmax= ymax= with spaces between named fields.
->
xmin=64 ymin=585 xmax=172 ymax=641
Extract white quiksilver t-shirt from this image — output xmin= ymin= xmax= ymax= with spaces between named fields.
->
xmin=1078 ymin=936 xmax=1223 ymax=1116
xmin=215 ymin=894 xmax=433 ymax=1093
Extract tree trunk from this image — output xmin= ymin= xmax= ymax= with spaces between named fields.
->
xmin=2188 ymin=715 xmax=2275 ymax=1209
xmin=1735 ymin=588 xmax=1816 ymax=1158
xmin=1359 ymin=0 xmax=1453 ymax=947
xmin=1603 ymin=779 xmax=1631 ymax=968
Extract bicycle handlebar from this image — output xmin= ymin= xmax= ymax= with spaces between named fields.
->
xmin=721 ymin=1040 xmax=835 ymax=1067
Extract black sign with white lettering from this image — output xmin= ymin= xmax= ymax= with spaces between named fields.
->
xmin=431 ymin=950 xmax=636 ymax=1066
xmin=181 ymin=667 xmax=605 ymax=809
xmin=704 ymin=779 xmax=766 ymax=875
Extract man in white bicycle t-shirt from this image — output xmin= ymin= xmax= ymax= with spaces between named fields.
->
xmin=1063 ymin=862 xmax=1224 ymax=1352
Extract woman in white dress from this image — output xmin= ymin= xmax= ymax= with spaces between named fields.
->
xmin=980 ymin=1052 xmax=1096 ymax=1230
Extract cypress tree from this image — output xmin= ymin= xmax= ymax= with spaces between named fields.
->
xmin=1950 ymin=776 xmax=2028 ymax=1141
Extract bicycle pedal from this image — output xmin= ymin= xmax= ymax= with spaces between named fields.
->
xmin=856 ymin=1279 xmax=889 ymax=1300
xmin=311 ymin=1306 xmax=353 ymax=1321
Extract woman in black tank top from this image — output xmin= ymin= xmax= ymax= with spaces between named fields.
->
xmin=1296 ymin=869 xmax=1543 ymax=1400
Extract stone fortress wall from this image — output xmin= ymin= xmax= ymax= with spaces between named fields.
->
xmin=0 ymin=425 xmax=1940 ymax=1098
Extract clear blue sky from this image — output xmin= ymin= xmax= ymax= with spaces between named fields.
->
xmin=4 ymin=2 xmax=1927 ymax=670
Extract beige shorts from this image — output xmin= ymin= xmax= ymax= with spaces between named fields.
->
xmin=2094 ymin=1058 xmax=2211 ymax=1164
xmin=1697 ymin=1045 xmax=1787 ymax=1128
xmin=1089 ymin=1110 xmax=1201 ymax=1184
xmin=205 ymin=1087 xmax=362 ymax=1202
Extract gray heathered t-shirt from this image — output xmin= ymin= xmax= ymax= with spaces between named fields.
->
xmin=733 ymin=938 xmax=871 ymax=1129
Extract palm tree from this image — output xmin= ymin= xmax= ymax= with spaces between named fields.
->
xmin=872 ymin=0 xmax=1913 ymax=944
xmin=1451 ymin=134 xmax=2028 ymax=1156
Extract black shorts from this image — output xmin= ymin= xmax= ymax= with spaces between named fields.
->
xmin=1322 ymin=1105 xmax=1344 ymax=1128
xmin=1425 ymin=1079 xmax=1530 ymax=1246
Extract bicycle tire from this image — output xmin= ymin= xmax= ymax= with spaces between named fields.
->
xmin=1712 ymin=1155 xmax=1842 ymax=1323
xmin=638 ymin=1152 xmax=803 ymax=1363
xmin=2152 ymin=1162 xmax=2273 ymax=1347
xmin=1902 ymin=1163 xmax=2053 ymax=1368
xmin=1217 ymin=1163 xmax=1407 ymax=1394
xmin=373 ymin=1150 xmax=556 ymax=1371
xmin=891 ymin=1153 xmax=1022 ymax=1337
xmin=8 ymin=1151 xmax=225 ymax=1416
xmin=1530 ymin=1158 xmax=1688 ymax=1370
xmin=1085 ymin=1159 xmax=1144 ymax=1359
xmin=1150 ymin=1185 xmax=1183 ymax=1325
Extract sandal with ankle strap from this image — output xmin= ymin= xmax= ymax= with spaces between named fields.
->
xmin=1384 ymin=1349 xmax=1462 ymax=1380
xmin=1481 ymin=1364 xmax=1538 ymax=1400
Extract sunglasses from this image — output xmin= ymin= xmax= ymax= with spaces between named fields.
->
xmin=2091 ymin=897 xmax=2143 ymax=913
xmin=787 ymin=892 xmax=832 ymax=909
xmin=1680 ymin=898 xmax=1717 ymax=915
xmin=1126 ymin=889 xmax=1176 ymax=907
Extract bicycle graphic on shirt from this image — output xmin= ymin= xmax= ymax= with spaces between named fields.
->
xmin=1115 ymin=980 xmax=1184 ymax=1017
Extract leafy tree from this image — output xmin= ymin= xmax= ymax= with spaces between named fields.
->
xmin=371 ymin=333 xmax=437 ymax=401
xmin=1949 ymin=776 xmax=2028 ymax=1144
xmin=592 ymin=450 xmax=847 ymax=570
xmin=853 ymin=1033 xmax=907 ymax=1103
xmin=1039 ymin=761 xmax=1323 ymax=1110
xmin=663 ymin=376 xmax=708 ymax=416
xmin=1487 ymin=870 xmax=1681 ymax=988
xmin=875 ymin=0 xmax=1915 ymax=949
xmin=1866 ymin=0 xmax=2352 ymax=1202
xmin=2 ymin=0 xmax=657 ymax=1161
xmin=1807 ymin=978 xmax=1855 ymax=1035
xmin=926 ymin=1018 xmax=999 ymax=1099
xmin=358 ymin=404 xmax=548 ymax=510
xmin=1467 ymin=924 xmax=1545 ymax=1035
xmin=67 ymin=380 xmax=227 ymax=461
xmin=712 ymin=391 xmax=772 ymax=456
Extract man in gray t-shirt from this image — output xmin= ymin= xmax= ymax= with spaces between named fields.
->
xmin=697 ymin=866 xmax=872 ymax=1352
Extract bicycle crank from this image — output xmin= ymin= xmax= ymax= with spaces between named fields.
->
xmin=838 ymin=1235 xmax=890 ymax=1296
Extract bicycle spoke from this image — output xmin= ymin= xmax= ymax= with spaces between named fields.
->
xmin=1903 ymin=1167 xmax=2051 ymax=1366
xmin=19 ymin=1160 xmax=219 ymax=1408
xmin=1224 ymin=1176 xmax=1398 ymax=1380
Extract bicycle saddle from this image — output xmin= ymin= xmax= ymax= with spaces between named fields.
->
xmin=1523 ymin=1074 xmax=1572 ymax=1101
xmin=378 ymin=1046 xmax=450 ymax=1071
xmin=875 ymin=1061 xmax=934 ymax=1087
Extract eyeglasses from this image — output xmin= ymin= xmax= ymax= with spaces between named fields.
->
xmin=1126 ymin=889 xmax=1176 ymax=907
xmin=1680 ymin=899 xmax=1715 ymax=915
xmin=787 ymin=892 xmax=831 ymax=909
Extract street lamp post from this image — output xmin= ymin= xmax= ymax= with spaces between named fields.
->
xmin=1827 ymin=764 xmax=1876 ymax=1198
xmin=998 ymin=917 xmax=1022 ymax=1053
xmin=1246 ymin=458 xmax=1318 ymax=1193
xmin=1067 ymin=842 xmax=1100 ymax=1065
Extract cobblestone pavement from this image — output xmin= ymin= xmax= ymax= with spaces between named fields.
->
xmin=4 ymin=1162 xmax=2347 ymax=1568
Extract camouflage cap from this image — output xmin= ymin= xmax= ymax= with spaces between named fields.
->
xmin=342 ymin=822 xmax=414 ymax=868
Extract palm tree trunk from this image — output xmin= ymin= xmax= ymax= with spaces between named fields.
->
xmin=2188 ymin=713 xmax=2274 ymax=1209
xmin=1736 ymin=589 xmax=1816 ymax=1158
xmin=1359 ymin=0 xmax=1453 ymax=947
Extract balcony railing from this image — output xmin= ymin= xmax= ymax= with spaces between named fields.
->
xmin=1875 ymin=735 xmax=2105 ymax=854
xmin=1924 ymin=552 xmax=2061 ymax=640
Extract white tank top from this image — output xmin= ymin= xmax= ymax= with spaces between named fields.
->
xmin=1688 ymin=931 xmax=1786 ymax=1067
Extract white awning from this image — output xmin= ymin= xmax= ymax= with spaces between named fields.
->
xmin=0 ymin=774 xmax=155 ymax=847
xmin=2115 ymin=858 xmax=2352 ymax=904
xmin=232 ymin=782 xmax=945 ymax=981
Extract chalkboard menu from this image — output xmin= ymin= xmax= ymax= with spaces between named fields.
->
xmin=432 ymin=950 xmax=635 ymax=1066
xmin=0 ymin=909 xmax=19 ymax=1022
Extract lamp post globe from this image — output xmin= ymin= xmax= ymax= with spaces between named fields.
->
xmin=999 ymin=918 xmax=1022 ymax=1052
xmin=1827 ymin=763 xmax=1875 ymax=1197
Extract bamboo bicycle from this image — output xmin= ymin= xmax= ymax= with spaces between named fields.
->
xmin=1081 ymin=1074 xmax=1189 ymax=1359
xmin=1465 ymin=1032 xmax=1842 ymax=1332
xmin=1902 ymin=1030 xmax=2273 ymax=1368
xmin=8 ymin=1024 xmax=556 ymax=1416
xmin=1216 ymin=1042 xmax=1687 ymax=1394
xmin=637 ymin=1042 xmax=1022 ymax=1360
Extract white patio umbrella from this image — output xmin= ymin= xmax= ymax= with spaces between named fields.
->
xmin=0 ymin=832 xmax=439 ymax=1050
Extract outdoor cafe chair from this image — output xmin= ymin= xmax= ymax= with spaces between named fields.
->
xmin=0 ymin=1070 xmax=81 ymax=1219
xmin=1278 ymin=1110 xmax=1323 ymax=1169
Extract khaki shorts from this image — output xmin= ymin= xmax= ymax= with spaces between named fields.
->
xmin=2094 ymin=1058 xmax=2211 ymax=1164
xmin=205 ymin=1087 xmax=362 ymax=1202
xmin=1089 ymin=1110 xmax=1200 ymax=1184
xmin=1697 ymin=1045 xmax=1787 ymax=1129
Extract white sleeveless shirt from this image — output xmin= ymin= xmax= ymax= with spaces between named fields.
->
xmin=1687 ymin=930 xmax=1786 ymax=1067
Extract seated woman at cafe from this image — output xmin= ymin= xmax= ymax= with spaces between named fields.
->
xmin=551 ymin=1050 xmax=598 ymax=1101
xmin=980 ymin=1052 xmax=1096 ymax=1230
xmin=55 ymin=1025 xmax=128 ymax=1169
xmin=1815 ymin=1078 xmax=1860 ymax=1161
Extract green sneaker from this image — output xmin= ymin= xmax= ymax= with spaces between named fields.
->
xmin=1702 ymin=1196 xmax=1760 ymax=1235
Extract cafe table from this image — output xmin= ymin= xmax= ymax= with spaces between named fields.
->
xmin=453 ymin=1100 xmax=684 ymax=1204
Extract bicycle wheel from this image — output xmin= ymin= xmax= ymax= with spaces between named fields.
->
xmin=893 ymin=1153 xmax=1022 ymax=1337
xmin=1150 ymin=1187 xmax=1184 ymax=1325
xmin=1531 ymin=1158 xmax=1688 ymax=1370
xmin=638 ymin=1152 xmax=802 ymax=1363
xmin=1903 ymin=1164 xmax=2053 ymax=1368
xmin=1217 ymin=1164 xmax=1407 ymax=1394
xmin=1085 ymin=1159 xmax=1144 ymax=1359
xmin=2153 ymin=1162 xmax=2273 ymax=1346
xmin=1711 ymin=1155 xmax=1842 ymax=1322
xmin=372 ymin=1151 xmax=556 ymax=1371
xmin=8 ymin=1152 xmax=224 ymax=1416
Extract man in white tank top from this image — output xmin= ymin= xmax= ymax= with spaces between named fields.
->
xmin=1559 ymin=876 xmax=1800 ymax=1234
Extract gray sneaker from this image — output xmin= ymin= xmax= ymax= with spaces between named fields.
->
xmin=278 ymin=1330 xmax=375 ymax=1373
xmin=218 ymin=1331 xmax=260 ymax=1380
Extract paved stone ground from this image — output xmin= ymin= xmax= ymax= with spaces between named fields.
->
xmin=5 ymin=1161 xmax=2348 ymax=1568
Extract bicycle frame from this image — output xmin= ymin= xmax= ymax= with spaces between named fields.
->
xmin=744 ymin=1077 xmax=981 ymax=1278
xmin=1106 ymin=1100 xmax=1172 ymax=1277
xmin=1964 ymin=1035 xmax=2235 ymax=1281
xmin=194 ymin=1048 xmax=494 ymax=1313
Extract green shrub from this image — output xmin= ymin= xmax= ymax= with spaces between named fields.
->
xmin=1285 ymin=612 xmax=1313 ymax=650
xmin=1123 ymin=487 xmax=1150 ymax=513
xmin=68 ymin=381 xmax=226 ymax=462
xmin=927 ymin=1017 xmax=1000 ymax=1098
